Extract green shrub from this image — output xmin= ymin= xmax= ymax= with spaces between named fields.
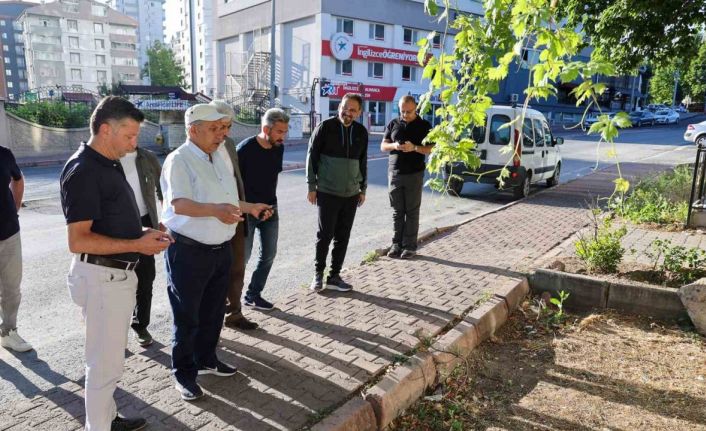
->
xmin=8 ymin=101 xmax=91 ymax=128
xmin=611 ymin=166 xmax=692 ymax=225
xmin=575 ymin=215 xmax=627 ymax=273
xmin=647 ymin=239 xmax=706 ymax=285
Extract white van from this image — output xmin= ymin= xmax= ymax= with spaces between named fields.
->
xmin=443 ymin=105 xmax=563 ymax=198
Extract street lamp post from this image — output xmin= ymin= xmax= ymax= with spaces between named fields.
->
xmin=672 ymin=71 xmax=680 ymax=108
xmin=269 ymin=0 xmax=276 ymax=108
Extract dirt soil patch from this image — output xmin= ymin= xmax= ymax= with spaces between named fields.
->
xmin=390 ymin=301 xmax=706 ymax=431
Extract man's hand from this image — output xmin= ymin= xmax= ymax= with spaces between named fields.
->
xmin=307 ymin=191 xmax=317 ymax=205
xmin=250 ymin=203 xmax=274 ymax=220
xmin=212 ymin=203 xmax=243 ymax=224
xmin=135 ymin=228 xmax=173 ymax=255
xmin=358 ymin=193 xmax=366 ymax=207
xmin=398 ymin=141 xmax=416 ymax=152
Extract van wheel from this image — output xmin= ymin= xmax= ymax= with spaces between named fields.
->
xmin=546 ymin=163 xmax=560 ymax=187
xmin=513 ymin=174 xmax=530 ymax=199
xmin=448 ymin=177 xmax=464 ymax=196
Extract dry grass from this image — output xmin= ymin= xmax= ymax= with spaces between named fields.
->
xmin=390 ymin=301 xmax=706 ymax=431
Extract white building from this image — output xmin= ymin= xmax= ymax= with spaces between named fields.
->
xmin=20 ymin=0 xmax=141 ymax=93
xmin=214 ymin=0 xmax=483 ymax=130
xmin=165 ymin=0 xmax=215 ymax=94
xmin=106 ymin=0 xmax=165 ymax=83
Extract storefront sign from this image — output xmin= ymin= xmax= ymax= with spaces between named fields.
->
xmin=323 ymin=40 xmax=427 ymax=66
xmin=134 ymin=99 xmax=193 ymax=111
xmin=319 ymin=81 xmax=397 ymax=101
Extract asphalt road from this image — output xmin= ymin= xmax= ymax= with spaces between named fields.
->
xmin=0 ymin=119 xmax=699 ymax=403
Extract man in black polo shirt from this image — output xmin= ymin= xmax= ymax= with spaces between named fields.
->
xmin=60 ymin=96 xmax=173 ymax=431
xmin=380 ymin=95 xmax=433 ymax=259
xmin=0 ymin=146 xmax=32 ymax=353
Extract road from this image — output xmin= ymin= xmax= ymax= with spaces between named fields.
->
xmin=0 ymin=119 xmax=699 ymax=402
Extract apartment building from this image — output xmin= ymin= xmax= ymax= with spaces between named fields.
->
xmin=20 ymin=0 xmax=141 ymax=94
xmin=107 ymin=0 xmax=165 ymax=83
xmin=165 ymin=0 xmax=215 ymax=94
xmin=0 ymin=2 xmax=34 ymax=101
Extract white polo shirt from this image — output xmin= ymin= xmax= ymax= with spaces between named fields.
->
xmin=161 ymin=140 xmax=239 ymax=245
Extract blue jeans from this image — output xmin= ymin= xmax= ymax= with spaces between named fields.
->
xmin=243 ymin=212 xmax=279 ymax=299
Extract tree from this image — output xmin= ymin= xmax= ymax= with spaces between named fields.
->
xmin=142 ymin=41 xmax=186 ymax=87
xmin=649 ymin=64 xmax=681 ymax=105
xmin=98 ymin=81 xmax=126 ymax=97
xmin=683 ymin=39 xmax=706 ymax=104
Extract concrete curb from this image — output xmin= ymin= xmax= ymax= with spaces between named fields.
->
xmin=311 ymin=277 xmax=529 ymax=431
xmin=530 ymin=268 xmax=689 ymax=320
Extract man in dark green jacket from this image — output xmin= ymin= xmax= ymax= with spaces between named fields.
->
xmin=306 ymin=93 xmax=368 ymax=292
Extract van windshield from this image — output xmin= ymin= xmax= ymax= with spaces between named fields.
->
xmin=489 ymin=114 xmax=511 ymax=145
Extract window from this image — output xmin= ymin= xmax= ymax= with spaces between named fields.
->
xmin=7 ymin=81 xmax=12 ymax=88
xmin=67 ymin=20 xmax=78 ymax=31
xmin=533 ymin=119 xmax=547 ymax=147
xmin=69 ymin=36 xmax=79 ymax=48
xmin=368 ymin=23 xmax=384 ymax=40
xmin=336 ymin=18 xmax=353 ymax=35
xmin=70 ymin=52 xmax=81 ymax=64
xmin=96 ymin=54 xmax=106 ymax=66
xmin=402 ymin=65 xmax=417 ymax=82
xmin=335 ymin=59 xmax=352 ymax=76
xmin=95 ymin=39 xmax=104 ymax=49
xmin=328 ymin=100 xmax=340 ymax=117
xmin=521 ymin=48 xmax=539 ymax=69
xmin=111 ymin=41 xmax=136 ymax=50
xmin=94 ymin=23 xmax=103 ymax=33
xmin=403 ymin=28 xmax=417 ymax=45
xmin=17 ymin=70 xmax=24 ymax=79
xmin=3 ymin=57 xmax=8 ymax=64
xmin=0 ymin=20 xmax=5 ymax=26
xmin=8 ymin=93 xmax=14 ymax=100
xmin=432 ymin=33 xmax=441 ymax=48
xmin=522 ymin=119 xmax=535 ymax=147
xmin=92 ymin=5 xmax=107 ymax=16
xmin=71 ymin=68 xmax=82 ymax=80
xmin=97 ymin=70 xmax=107 ymax=82
xmin=16 ymin=58 xmax=24 ymax=68
xmin=489 ymin=114 xmax=511 ymax=145
xmin=2 ymin=33 xmax=7 ymax=40
xmin=5 ymin=69 xmax=11 ymax=76
xmin=367 ymin=62 xmax=383 ymax=79
xmin=368 ymin=101 xmax=387 ymax=126
xmin=2 ymin=46 xmax=7 ymax=52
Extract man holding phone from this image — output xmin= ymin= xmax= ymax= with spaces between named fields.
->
xmin=235 ymin=108 xmax=289 ymax=310
xmin=380 ymin=95 xmax=433 ymax=259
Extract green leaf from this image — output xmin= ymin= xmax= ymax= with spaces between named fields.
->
xmin=424 ymin=0 xmax=438 ymax=16
xmin=549 ymin=298 xmax=561 ymax=306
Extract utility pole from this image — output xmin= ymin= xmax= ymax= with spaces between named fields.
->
xmin=269 ymin=0 xmax=276 ymax=108
xmin=672 ymin=71 xmax=680 ymax=108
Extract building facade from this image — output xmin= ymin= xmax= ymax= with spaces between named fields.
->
xmin=0 ymin=2 xmax=34 ymax=101
xmin=165 ymin=0 xmax=215 ymax=94
xmin=20 ymin=0 xmax=141 ymax=94
xmin=106 ymin=0 xmax=166 ymax=83
xmin=214 ymin=0 xmax=483 ymax=130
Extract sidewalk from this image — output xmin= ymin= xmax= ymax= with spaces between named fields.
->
xmin=0 ymin=162 xmax=675 ymax=430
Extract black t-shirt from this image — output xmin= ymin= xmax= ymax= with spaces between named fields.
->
xmin=0 ymin=146 xmax=22 ymax=240
xmin=60 ymin=143 xmax=143 ymax=261
xmin=236 ymin=136 xmax=283 ymax=205
xmin=384 ymin=116 xmax=433 ymax=174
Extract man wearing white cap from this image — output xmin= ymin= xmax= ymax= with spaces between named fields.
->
xmin=160 ymin=104 xmax=271 ymax=401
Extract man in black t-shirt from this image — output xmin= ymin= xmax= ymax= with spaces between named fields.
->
xmin=60 ymin=96 xmax=172 ymax=431
xmin=0 ymin=146 xmax=32 ymax=353
xmin=380 ymin=96 xmax=433 ymax=259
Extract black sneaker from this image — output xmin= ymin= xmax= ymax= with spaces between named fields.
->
xmin=387 ymin=244 xmax=402 ymax=258
xmin=310 ymin=273 xmax=324 ymax=292
xmin=111 ymin=416 xmax=147 ymax=431
xmin=244 ymin=295 xmax=274 ymax=311
xmin=325 ymin=274 xmax=353 ymax=292
xmin=133 ymin=328 xmax=153 ymax=347
xmin=175 ymin=380 xmax=204 ymax=401
xmin=197 ymin=360 xmax=238 ymax=377
xmin=224 ymin=317 xmax=259 ymax=330
xmin=400 ymin=249 xmax=416 ymax=259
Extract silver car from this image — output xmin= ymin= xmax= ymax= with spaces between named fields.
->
xmin=654 ymin=109 xmax=679 ymax=124
xmin=684 ymin=120 xmax=706 ymax=146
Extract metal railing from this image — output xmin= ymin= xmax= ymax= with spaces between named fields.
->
xmin=687 ymin=143 xmax=706 ymax=227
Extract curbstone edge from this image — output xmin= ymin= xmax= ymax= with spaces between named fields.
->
xmin=465 ymin=296 xmax=509 ymax=342
xmin=310 ymin=397 xmax=377 ymax=431
xmin=494 ymin=278 xmax=530 ymax=312
xmin=430 ymin=318 xmax=480 ymax=378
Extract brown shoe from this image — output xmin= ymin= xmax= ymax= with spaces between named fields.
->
xmin=224 ymin=317 xmax=258 ymax=330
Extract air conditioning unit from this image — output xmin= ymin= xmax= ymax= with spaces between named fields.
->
xmin=510 ymin=93 xmax=519 ymax=103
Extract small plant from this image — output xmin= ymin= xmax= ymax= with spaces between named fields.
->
xmin=549 ymin=290 xmax=570 ymax=323
xmin=575 ymin=210 xmax=627 ymax=273
xmin=362 ymin=250 xmax=380 ymax=264
xmin=647 ymin=239 xmax=706 ymax=285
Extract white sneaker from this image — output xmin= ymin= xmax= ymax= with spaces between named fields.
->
xmin=1 ymin=329 xmax=33 ymax=352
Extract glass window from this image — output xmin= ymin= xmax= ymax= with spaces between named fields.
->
xmin=522 ymin=119 xmax=535 ymax=147
xmin=335 ymin=59 xmax=352 ymax=76
xmin=402 ymin=65 xmax=417 ymax=82
xmin=368 ymin=23 xmax=384 ymax=40
xmin=367 ymin=62 xmax=383 ymax=79
xmin=96 ymin=54 xmax=106 ymax=66
xmin=2 ymin=33 xmax=7 ymax=40
xmin=69 ymin=36 xmax=79 ymax=48
xmin=432 ymin=33 xmax=441 ymax=48
xmin=369 ymin=101 xmax=387 ymax=127
xmin=71 ymin=69 xmax=82 ymax=80
xmin=5 ymin=69 xmax=11 ymax=76
xmin=94 ymin=23 xmax=103 ymax=33
xmin=0 ymin=20 xmax=5 ymax=26
xmin=3 ymin=57 xmax=9 ymax=64
xmin=336 ymin=18 xmax=353 ymax=35
xmin=70 ymin=52 xmax=81 ymax=64
xmin=403 ymin=28 xmax=417 ymax=45
xmin=7 ymin=81 xmax=13 ymax=88
xmin=521 ymin=48 xmax=539 ymax=69
xmin=2 ymin=46 xmax=7 ymax=52
xmin=533 ymin=119 xmax=545 ymax=147
xmin=328 ymin=100 xmax=340 ymax=118
xmin=97 ymin=70 xmax=107 ymax=82
xmin=67 ymin=20 xmax=78 ymax=31
xmin=95 ymin=39 xmax=104 ymax=50
xmin=471 ymin=125 xmax=486 ymax=143
xmin=489 ymin=114 xmax=511 ymax=145
xmin=542 ymin=122 xmax=552 ymax=146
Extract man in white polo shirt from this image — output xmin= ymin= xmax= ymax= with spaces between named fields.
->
xmin=160 ymin=104 xmax=271 ymax=401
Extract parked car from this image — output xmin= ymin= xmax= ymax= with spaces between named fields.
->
xmin=443 ymin=105 xmax=563 ymax=199
xmin=646 ymin=104 xmax=668 ymax=112
xmin=684 ymin=121 xmax=706 ymax=146
xmin=673 ymin=105 xmax=687 ymax=113
xmin=628 ymin=110 xmax=656 ymax=127
xmin=583 ymin=112 xmax=615 ymax=128
xmin=654 ymin=109 xmax=680 ymax=125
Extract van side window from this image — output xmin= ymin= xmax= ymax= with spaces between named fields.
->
xmin=489 ymin=114 xmax=511 ymax=145
xmin=533 ymin=119 xmax=544 ymax=147
xmin=471 ymin=126 xmax=486 ymax=143
xmin=542 ymin=122 xmax=552 ymax=146
xmin=523 ymin=119 xmax=535 ymax=147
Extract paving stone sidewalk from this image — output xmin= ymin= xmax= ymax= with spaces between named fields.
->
xmin=0 ymin=162 xmax=674 ymax=431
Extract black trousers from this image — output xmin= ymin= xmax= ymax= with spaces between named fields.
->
xmin=315 ymin=191 xmax=359 ymax=276
xmin=132 ymin=214 xmax=156 ymax=332
xmin=389 ymin=171 xmax=424 ymax=250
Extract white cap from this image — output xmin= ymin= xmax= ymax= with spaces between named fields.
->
xmin=185 ymin=104 xmax=230 ymax=126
